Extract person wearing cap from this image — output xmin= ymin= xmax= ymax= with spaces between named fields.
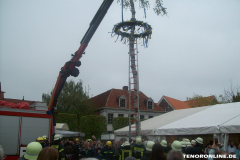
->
xmin=171 ymin=141 xmax=182 ymax=152
xmin=132 ymin=137 xmax=146 ymax=160
xmin=191 ymin=140 xmax=196 ymax=147
xmin=51 ymin=134 xmax=65 ymax=160
xmin=18 ymin=142 xmax=42 ymax=160
xmin=180 ymin=141 xmax=187 ymax=153
xmin=194 ymin=137 xmax=203 ymax=154
xmin=80 ymin=142 xmax=95 ymax=158
xmin=99 ymin=141 xmax=115 ymax=160
xmin=167 ymin=141 xmax=183 ymax=160
xmin=161 ymin=140 xmax=170 ymax=154
xmin=184 ymin=147 xmax=200 ymax=160
xmin=119 ymin=141 xmax=132 ymax=160
xmin=185 ymin=142 xmax=192 ymax=149
xmin=140 ymin=141 xmax=154 ymax=160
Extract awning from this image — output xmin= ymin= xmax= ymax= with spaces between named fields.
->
xmin=55 ymin=130 xmax=85 ymax=137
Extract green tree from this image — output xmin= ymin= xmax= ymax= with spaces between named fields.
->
xmin=186 ymin=94 xmax=218 ymax=107
xmin=42 ymin=79 xmax=94 ymax=131
xmin=217 ymin=81 xmax=240 ymax=103
xmin=80 ymin=115 xmax=107 ymax=139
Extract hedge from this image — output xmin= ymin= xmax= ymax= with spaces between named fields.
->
xmin=112 ymin=117 xmax=136 ymax=131
xmin=80 ymin=115 xmax=107 ymax=139
xmin=56 ymin=113 xmax=78 ymax=131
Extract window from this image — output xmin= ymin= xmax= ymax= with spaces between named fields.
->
xmin=128 ymin=114 xmax=134 ymax=118
xmin=107 ymin=131 xmax=113 ymax=134
xmin=108 ymin=113 xmax=113 ymax=124
xmin=149 ymin=116 xmax=154 ymax=119
xmin=118 ymin=114 xmax=124 ymax=117
xmin=147 ymin=98 xmax=154 ymax=109
xmin=165 ymin=107 xmax=171 ymax=112
xmin=148 ymin=101 xmax=153 ymax=109
xmin=119 ymin=95 xmax=126 ymax=107
xmin=140 ymin=115 xmax=144 ymax=120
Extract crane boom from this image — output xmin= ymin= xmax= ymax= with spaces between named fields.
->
xmin=48 ymin=0 xmax=114 ymax=140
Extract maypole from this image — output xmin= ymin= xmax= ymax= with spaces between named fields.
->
xmin=111 ymin=0 xmax=166 ymax=139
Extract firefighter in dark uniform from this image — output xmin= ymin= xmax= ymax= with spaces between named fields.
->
xmin=119 ymin=141 xmax=132 ymax=160
xmin=132 ymin=137 xmax=146 ymax=160
xmin=100 ymin=141 xmax=115 ymax=160
xmin=51 ymin=134 xmax=65 ymax=160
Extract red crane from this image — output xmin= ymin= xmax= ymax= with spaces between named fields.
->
xmin=48 ymin=0 xmax=114 ymax=142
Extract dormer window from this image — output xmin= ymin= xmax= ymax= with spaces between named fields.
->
xmin=119 ymin=95 xmax=126 ymax=107
xmin=147 ymin=98 xmax=154 ymax=109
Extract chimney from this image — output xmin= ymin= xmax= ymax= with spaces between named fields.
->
xmin=123 ymin=86 xmax=128 ymax=91
xmin=0 ymin=82 xmax=5 ymax=100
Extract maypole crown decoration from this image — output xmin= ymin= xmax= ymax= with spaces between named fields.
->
xmin=111 ymin=20 xmax=152 ymax=47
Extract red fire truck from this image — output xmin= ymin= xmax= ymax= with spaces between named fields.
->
xmin=0 ymin=103 xmax=52 ymax=160
xmin=1 ymin=0 xmax=114 ymax=159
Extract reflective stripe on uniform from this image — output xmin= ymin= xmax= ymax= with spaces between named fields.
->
xmin=51 ymin=145 xmax=59 ymax=150
xmin=122 ymin=150 xmax=132 ymax=160
xmin=59 ymin=148 xmax=64 ymax=153
xmin=133 ymin=147 xmax=144 ymax=157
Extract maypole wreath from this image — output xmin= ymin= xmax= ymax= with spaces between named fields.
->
xmin=111 ymin=20 xmax=152 ymax=47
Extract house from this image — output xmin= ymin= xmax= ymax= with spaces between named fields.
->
xmin=90 ymin=86 xmax=166 ymax=133
xmin=157 ymin=95 xmax=218 ymax=112
xmin=0 ymin=82 xmax=39 ymax=107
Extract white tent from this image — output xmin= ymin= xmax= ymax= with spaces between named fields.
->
xmin=56 ymin=123 xmax=69 ymax=131
xmin=56 ymin=130 xmax=85 ymax=137
xmin=114 ymin=105 xmax=212 ymax=140
xmin=155 ymin=102 xmax=240 ymax=135
xmin=114 ymin=102 xmax=240 ymax=141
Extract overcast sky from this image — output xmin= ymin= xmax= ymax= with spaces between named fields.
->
xmin=1 ymin=0 xmax=240 ymax=103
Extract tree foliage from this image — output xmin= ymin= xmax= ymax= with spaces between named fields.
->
xmin=80 ymin=115 xmax=107 ymax=139
xmin=117 ymin=0 xmax=167 ymax=16
xmin=186 ymin=94 xmax=218 ymax=107
xmin=42 ymin=79 xmax=94 ymax=131
xmin=112 ymin=117 xmax=135 ymax=131
xmin=218 ymin=82 xmax=240 ymax=103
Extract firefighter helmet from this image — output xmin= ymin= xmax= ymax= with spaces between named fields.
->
xmin=24 ymin=142 xmax=42 ymax=160
xmin=136 ymin=136 xmax=142 ymax=145
xmin=106 ymin=141 xmax=112 ymax=146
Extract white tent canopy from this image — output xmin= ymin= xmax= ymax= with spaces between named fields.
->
xmin=155 ymin=102 xmax=240 ymax=135
xmin=56 ymin=123 xmax=69 ymax=131
xmin=56 ymin=130 xmax=85 ymax=137
xmin=114 ymin=106 xmax=211 ymax=137
xmin=114 ymin=102 xmax=240 ymax=140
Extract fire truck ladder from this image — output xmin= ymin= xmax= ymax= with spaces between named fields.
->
xmin=128 ymin=38 xmax=140 ymax=140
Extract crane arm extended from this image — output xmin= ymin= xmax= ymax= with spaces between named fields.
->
xmin=48 ymin=0 xmax=114 ymax=137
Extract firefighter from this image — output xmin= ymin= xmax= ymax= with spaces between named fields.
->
xmin=132 ymin=137 xmax=146 ymax=160
xmin=119 ymin=141 xmax=132 ymax=160
xmin=51 ymin=134 xmax=65 ymax=160
xmin=36 ymin=137 xmax=48 ymax=149
xmin=100 ymin=141 xmax=115 ymax=160
xmin=18 ymin=142 xmax=42 ymax=160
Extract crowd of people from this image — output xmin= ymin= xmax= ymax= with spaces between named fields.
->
xmin=0 ymin=135 xmax=240 ymax=160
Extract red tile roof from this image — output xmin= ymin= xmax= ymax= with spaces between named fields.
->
xmin=3 ymin=98 xmax=37 ymax=105
xmin=90 ymin=88 xmax=164 ymax=111
xmin=163 ymin=96 xmax=190 ymax=110
xmin=162 ymin=95 xmax=215 ymax=110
